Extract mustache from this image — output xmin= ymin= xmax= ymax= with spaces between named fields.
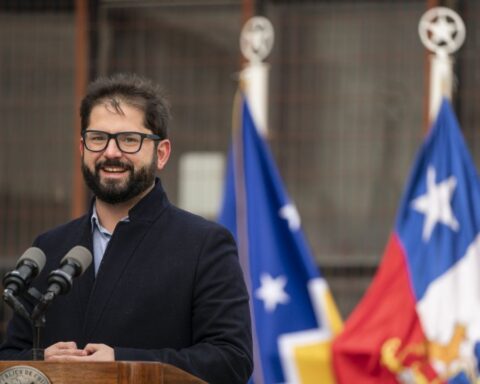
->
xmin=95 ymin=159 xmax=134 ymax=172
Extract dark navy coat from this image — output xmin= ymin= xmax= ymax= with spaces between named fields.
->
xmin=0 ymin=180 xmax=253 ymax=384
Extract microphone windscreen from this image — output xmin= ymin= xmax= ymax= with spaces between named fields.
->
xmin=61 ymin=246 xmax=92 ymax=275
xmin=17 ymin=247 xmax=46 ymax=272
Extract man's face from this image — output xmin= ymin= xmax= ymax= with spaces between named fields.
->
xmin=80 ymin=102 xmax=170 ymax=204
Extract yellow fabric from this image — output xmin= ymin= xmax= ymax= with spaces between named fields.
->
xmin=294 ymin=341 xmax=336 ymax=384
xmin=324 ymin=289 xmax=344 ymax=336
xmin=290 ymin=288 xmax=343 ymax=383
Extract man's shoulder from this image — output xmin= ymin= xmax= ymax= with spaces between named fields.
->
xmin=165 ymin=204 xmax=231 ymax=235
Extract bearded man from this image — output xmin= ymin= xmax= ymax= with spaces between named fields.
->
xmin=0 ymin=74 xmax=253 ymax=384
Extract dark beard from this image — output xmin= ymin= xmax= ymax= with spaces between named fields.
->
xmin=82 ymin=157 xmax=157 ymax=204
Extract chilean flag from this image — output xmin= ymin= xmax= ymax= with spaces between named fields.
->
xmin=332 ymin=99 xmax=480 ymax=383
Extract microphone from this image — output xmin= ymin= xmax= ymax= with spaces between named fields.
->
xmin=46 ymin=245 xmax=92 ymax=297
xmin=3 ymin=247 xmax=46 ymax=296
xmin=31 ymin=246 xmax=92 ymax=322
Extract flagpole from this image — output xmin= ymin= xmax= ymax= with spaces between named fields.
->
xmin=239 ymin=16 xmax=274 ymax=137
xmin=233 ymin=16 xmax=274 ymax=383
xmin=418 ymin=6 xmax=465 ymax=124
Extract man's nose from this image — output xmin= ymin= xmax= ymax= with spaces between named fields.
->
xmin=103 ymin=137 xmax=123 ymax=157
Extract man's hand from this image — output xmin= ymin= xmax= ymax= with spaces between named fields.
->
xmin=44 ymin=342 xmax=114 ymax=362
xmin=44 ymin=341 xmax=87 ymax=361
xmin=82 ymin=343 xmax=114 ymax=361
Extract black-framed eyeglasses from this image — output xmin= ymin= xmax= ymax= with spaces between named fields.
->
xmin=82 ymin=130 xmax=161 ymax=154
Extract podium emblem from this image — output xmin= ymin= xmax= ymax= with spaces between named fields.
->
xmin=0 ymin=365 xmax=51 ymax=384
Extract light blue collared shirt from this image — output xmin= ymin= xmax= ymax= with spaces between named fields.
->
xmin=90 ymin=205 xmax=129 ymax=275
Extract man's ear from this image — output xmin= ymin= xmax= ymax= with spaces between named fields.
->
xmin=79 ymin=138 xmax=84 ymax=157
xmin=156 ymin=139 xmax=171 ymax=170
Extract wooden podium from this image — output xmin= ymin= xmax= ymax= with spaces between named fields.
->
xmin=0 ymin=361 xmax=207 ymax=383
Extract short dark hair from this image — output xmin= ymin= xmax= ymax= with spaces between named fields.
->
xmin=80 ymin=73 xmax=170 ymax=139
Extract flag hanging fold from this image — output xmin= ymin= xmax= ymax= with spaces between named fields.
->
xmin=332 ymin=99 xmax=480 ymax=384
xmin=219 ymin=93 xmax=342 ymax=384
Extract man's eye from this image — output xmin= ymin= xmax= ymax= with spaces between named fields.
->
xmin=122 ymin=135 xmax=141 ymax=144
xmin=90 ymin=135 xmax=106 ymax=142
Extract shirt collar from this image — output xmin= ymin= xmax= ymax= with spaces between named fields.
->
xmin=90 ymin=204 xmax=129 ymax=235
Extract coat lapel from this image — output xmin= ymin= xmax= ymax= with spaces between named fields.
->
xmin=82 ymin=179 xmax=169 ymax=340
xmin=82 ymin=219 xmax=152 ymax=340
xmin=69 ymin=214 xmax=95 ymax=345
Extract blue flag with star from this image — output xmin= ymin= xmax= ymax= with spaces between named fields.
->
xmin=218 ymin=94 xmax=342 ymax=384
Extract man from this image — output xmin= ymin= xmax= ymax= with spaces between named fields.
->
xmin=0 ymin=74 xmax=253 ymax=384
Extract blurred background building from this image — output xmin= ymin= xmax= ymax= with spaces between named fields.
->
xmin=0 ymin=0 xmax=478 ymax=335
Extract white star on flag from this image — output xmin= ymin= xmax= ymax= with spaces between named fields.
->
xmin=411 ymin=165 xmax=459 ymax=241
xmin=255 ymin=273 xmax=290 ymax=313
xmin=279 ymin=203 xmax=300 ymax=231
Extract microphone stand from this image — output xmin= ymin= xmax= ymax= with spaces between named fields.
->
xmin=28 ymin=288 xmax=47 ymax=360
xmin=3 ymin=287 xmax=47 ymax=361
